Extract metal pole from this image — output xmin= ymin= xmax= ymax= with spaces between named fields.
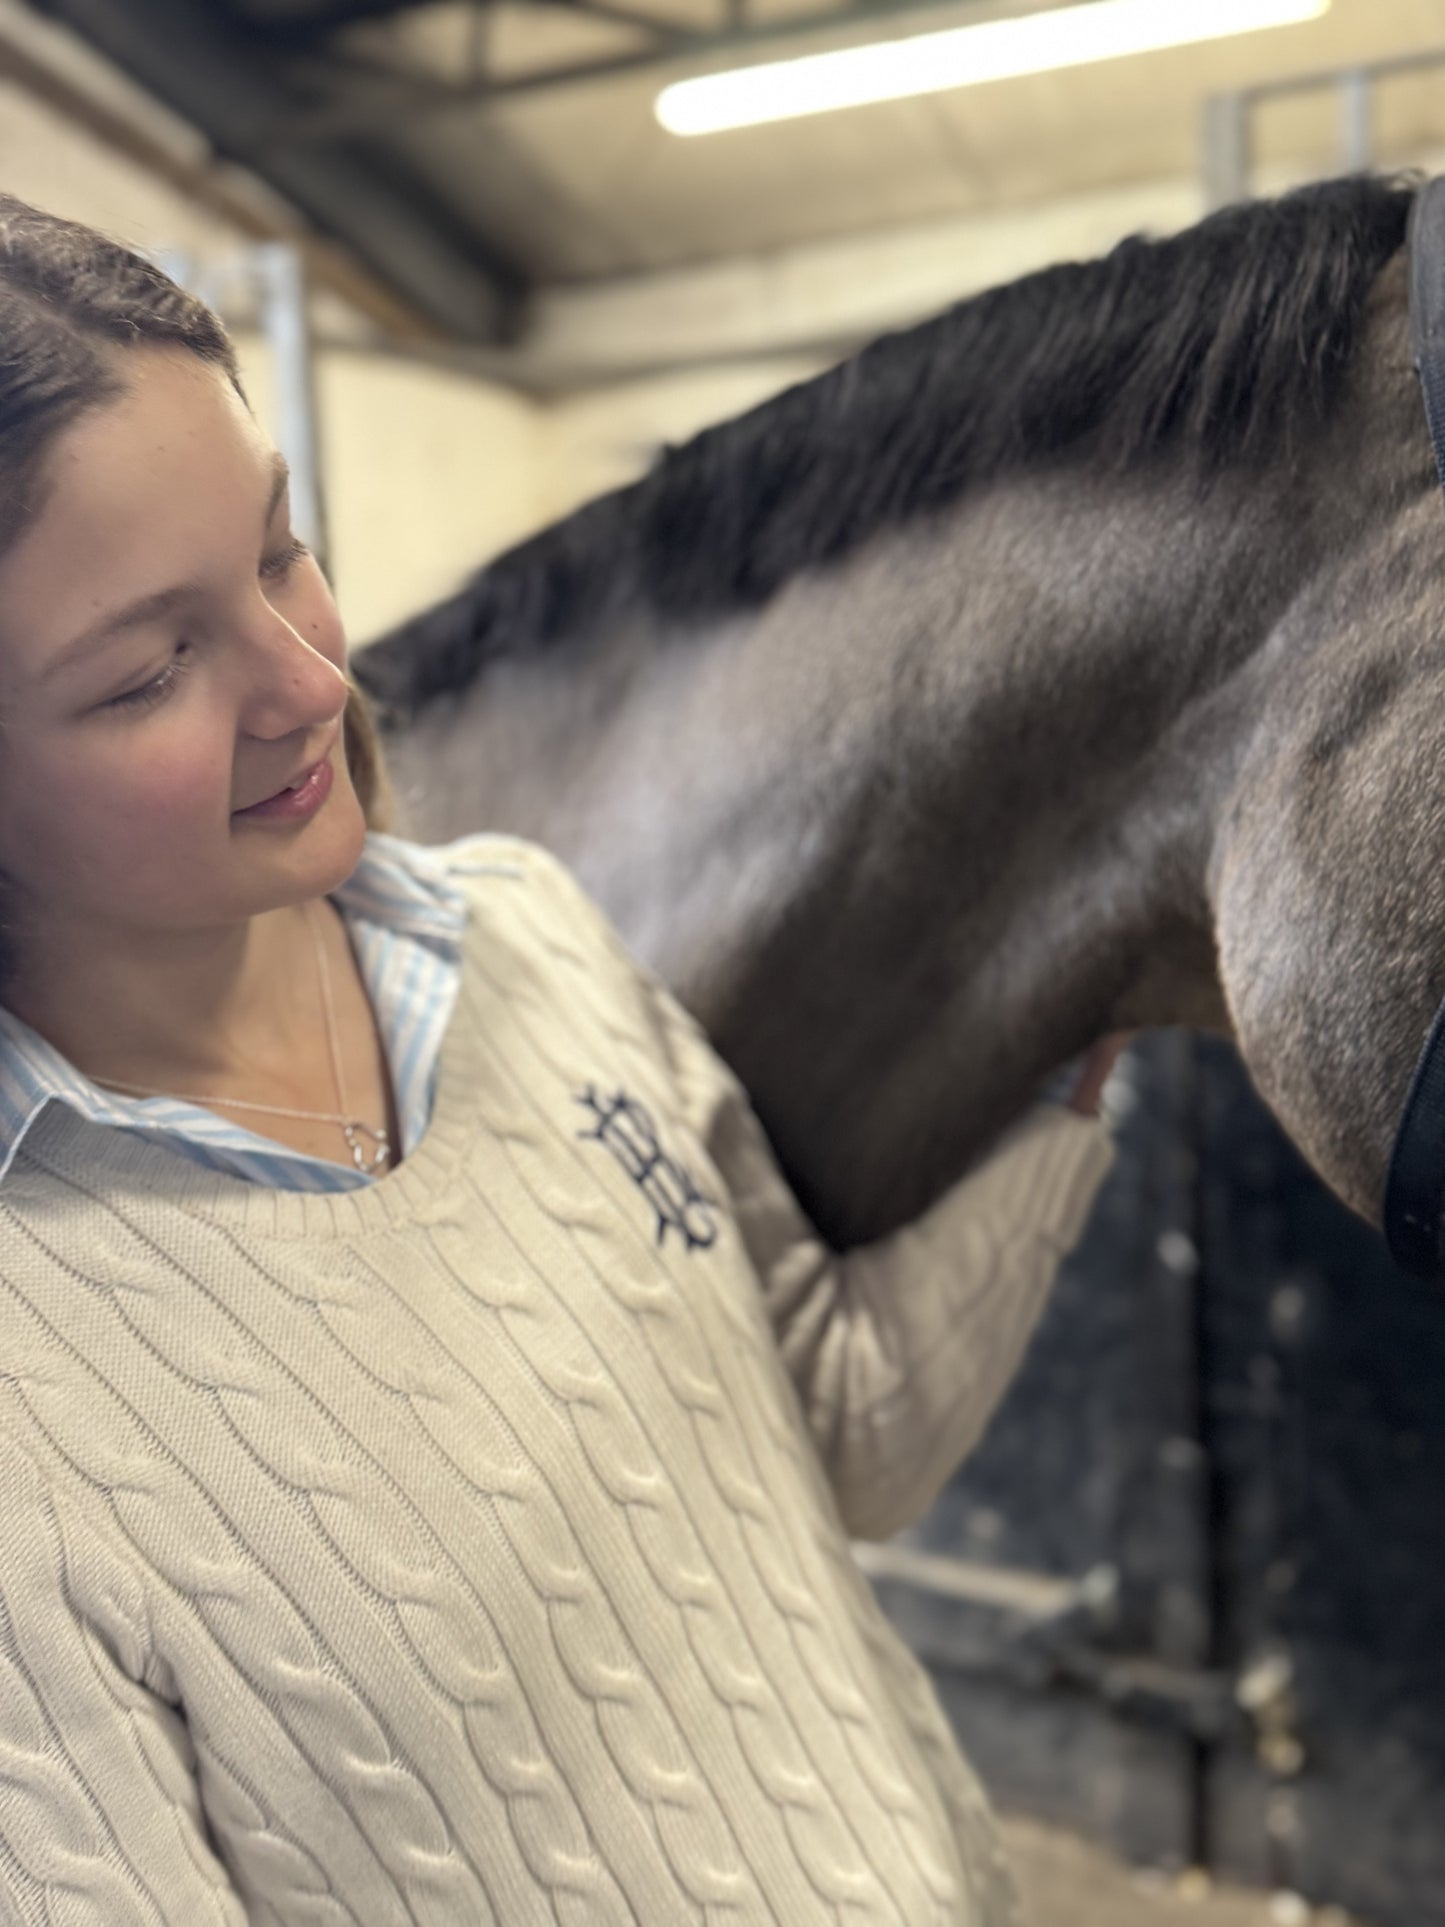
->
xmin=1202 ymin=92 xmax=1252 ymax=212
xmin=1340 ymin=69 xmax=1372 ymax=173
xmin=152 ymin=242 xmax=330 ymax=581
xmin=254 ymin=242 xmax=330 ymax=581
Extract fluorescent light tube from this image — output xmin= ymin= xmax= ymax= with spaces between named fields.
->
xmin=656 ymin=0 xmax=1330 ymax=135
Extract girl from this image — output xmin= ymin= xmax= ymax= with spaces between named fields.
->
xmin=0 ymin=194 xmax=1119 ymax=1924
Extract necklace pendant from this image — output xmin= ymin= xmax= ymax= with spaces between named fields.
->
xmin=343 ymin=1120 xmax=390 ymax=1174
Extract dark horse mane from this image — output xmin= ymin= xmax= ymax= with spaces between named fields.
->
xmin=356 ymin=172 xmax=1417 ymax=722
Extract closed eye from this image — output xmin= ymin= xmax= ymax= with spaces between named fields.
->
xmin=105 ymin=537 xmax=312 ymax=715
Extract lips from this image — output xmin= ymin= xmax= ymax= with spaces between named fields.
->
xmin=245 ymin=762 xmax=319 ymax=811
xmin=239 ymin=728 xmax=339 ymax=813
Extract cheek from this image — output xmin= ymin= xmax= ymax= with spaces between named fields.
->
xmin=0 ymin=753 xmax=199 ymax=903
xmin=76 ymin=740 xmax=227 ymax=846
xmin=80 ymin=749 xmax=234 ymax=900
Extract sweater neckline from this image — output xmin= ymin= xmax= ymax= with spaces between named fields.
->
xmin=17 ymin=889 xmax=489 ymax=1242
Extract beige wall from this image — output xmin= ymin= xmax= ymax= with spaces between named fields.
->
xmin=241 ymin=343 xmax=822 ymax=646
xmin=239 ymin=341 xmax=834 ymax=644
xmin=539 ymin=359 xmax=830 ymax=523
xmin=0 ymin=70 xmax=249 ymax=267
xmin=235 ymin=340 xmax=549 ymax=644
xmin=324 ymin=353 xmax=547 ymax=644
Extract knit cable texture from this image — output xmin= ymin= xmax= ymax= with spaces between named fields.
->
xmin=0 ymin=837 xmax=1113 ymax=1924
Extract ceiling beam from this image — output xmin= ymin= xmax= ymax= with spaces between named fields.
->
xmin=29 ymin=0 xmax=527 ymax=341
xmin=0 ymin=0 xmax=441 ymax=339
xmin=256 ymin=0 xmax=1021 ymax=137
xmin=520 ymin=0 xmax=702 ymax=43
xmin=233 ymin=0 xmax=473 ymax=42
xmin=237 ymin=0 xmax=706 ymax=50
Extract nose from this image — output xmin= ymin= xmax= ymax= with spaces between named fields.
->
xmin=235 ymin=595 xmax=348 ymax=739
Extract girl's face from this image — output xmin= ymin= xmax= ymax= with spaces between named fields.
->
xmin=0 ymin=346 xmax=365 ymax=967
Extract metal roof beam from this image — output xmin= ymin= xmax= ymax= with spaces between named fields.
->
xmin=525 ymin=0 xmax=704 ymax=42
xmin=233 ymin=0 xmax=475 ymax=43
xmin=0 ymin=0 xmax=437 ymax=339
xmin=30 ymin=0 xmax=526 ymax=340
xmin=259 ymin=0 xmax=1014 ymax=136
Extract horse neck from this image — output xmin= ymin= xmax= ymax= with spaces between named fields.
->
xmin=702 ymin=423 xmax=1403 ymax=1243
xmin=382 ymin=270 xmax=1416 ymax=1247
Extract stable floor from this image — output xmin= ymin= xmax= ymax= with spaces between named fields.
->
xmin=1002 ymin=1818 xmax=1367 ymax=1927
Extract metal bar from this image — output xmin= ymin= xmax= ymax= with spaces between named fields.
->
xmin=539 ymin=0 xmax=710 ymax=40
xmin=1201 ymin=91 xmax=1251 ymax=213
xmin=156 ymin=243 xmax=331 ymax=580
xmin=855 ymin=1539 xmax=1242 ymax=1741
xmin=1152 ymin=1035 xmax=1216 ymax=1869
xmin=1340 ymin=68 xmax=1371 ymax=173
xmin=1204 ymin=43 xmax=1445 ymax=213
xmin=237 ymin=0 xmax=456 ymax=39
xmin=849 ymin=1541 xmax=1105 ymax=1622
xmin=1233 ymin=42 xmax=1445 ymax=106
xmin=255 ymin=244 xmax=331 ymax=579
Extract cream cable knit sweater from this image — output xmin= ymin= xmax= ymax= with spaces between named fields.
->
xmin=0 ymin=839 xmax=1113 ymax=1925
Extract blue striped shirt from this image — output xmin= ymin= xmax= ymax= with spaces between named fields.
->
xmin=0 ymin=831 xmax=514 ymax=1193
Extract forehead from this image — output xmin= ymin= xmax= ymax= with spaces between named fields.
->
xmin=39 ymin=350 xmax=262 ymax=539
xmin=0 ymin=350 xmax=269 ymax=673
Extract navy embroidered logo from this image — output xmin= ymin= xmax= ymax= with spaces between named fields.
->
xmin=576 ymin=1087 xmax=719 ymax=1252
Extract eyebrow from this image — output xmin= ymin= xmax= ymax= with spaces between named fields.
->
xmin=40 ymin=450 xmax=292 ymax=688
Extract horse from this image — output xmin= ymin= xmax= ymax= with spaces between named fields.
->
xmin=351 ymin=170 xmax=1445 ymax=1256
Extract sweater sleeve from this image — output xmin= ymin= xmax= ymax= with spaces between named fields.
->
xmin=643 ymin=981 xmax=1115 ymax=1540
xmin=510 ymin=835 xmax=1116 ymax=1540
xmin=0 ymin=1433 xmax=247 ymax=1925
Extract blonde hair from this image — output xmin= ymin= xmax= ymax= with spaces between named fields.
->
xmin=339 ymin=673 xmax=397 ymax=834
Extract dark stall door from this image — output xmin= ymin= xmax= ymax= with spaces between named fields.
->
xmin=1194 ymin=1038 xmax=1445 ymax=1927
xmin=863 ymin=1033 xmax=1445 ymax=1927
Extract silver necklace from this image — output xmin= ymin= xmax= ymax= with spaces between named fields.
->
xmin=88 ymin=900 xmax=392 ymax=1175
